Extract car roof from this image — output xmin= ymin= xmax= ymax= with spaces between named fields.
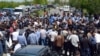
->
xmin=14 ymin=45 xmax=48 ymax=55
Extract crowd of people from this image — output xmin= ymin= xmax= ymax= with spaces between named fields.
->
xmin=0 ymin=8 xmax=100 ymax=56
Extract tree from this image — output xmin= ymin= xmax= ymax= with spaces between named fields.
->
xmin=33 ymin=0 xmax=48 ymax=5
xmin=53 ymin=0 xmax=60 ymax=4
xmin=69 ymin=0 xmax=100 ymax=14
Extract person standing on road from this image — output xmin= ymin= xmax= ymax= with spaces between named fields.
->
xmin=94 ymin=29 xmax=100 ymax=55
xmin=81 ymin=34 xmax=91 ymax=56
xmin=0 ymin=34 xmax=3 ymax=56
xmin=48 ymin=28 xmax=58 ymax=49
xmin=69 ymin=30 xmax=80 ymax=56
xmin=55 ymin=30 xmax=64 ymax=56
xmin=35 ymin=26 xmax=41 ymax=45
xmin=28 ymin=29 xmax=37 ymax=45
xmin=17 ymin=33 xmax=27 ymax=47
xmin=39 ymin=26 xmax=47 ymax=45
xmin=11 ymin=27 xmax=19 ymax=52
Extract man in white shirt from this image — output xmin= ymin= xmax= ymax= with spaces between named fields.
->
xmin=11 ymin=28 xmax=19 ymax=55
xmin=95 ymin=32 xmax=100 ymax=55
xmin=49 ymin=30 xmax=58 ymax=42
xmin=48 ymin=29 xmax=58 ymax=49
xmin=39 ymin=27 xmax=47 ymax=45
xmin=69 ymin=30 xmax=79 ymax=56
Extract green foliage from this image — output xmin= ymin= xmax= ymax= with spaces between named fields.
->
xmin=53 ymin=0 xmax=60 ymax=4
xmin=0 ymin=0 xmax=48 ymax=8
xmin=33 ymin=0 xmax=48 ymax=5
xmin=0 ymin=1 xmax=22 ymax=8
xmin=69 ymin=0 xmax=100 ymax=14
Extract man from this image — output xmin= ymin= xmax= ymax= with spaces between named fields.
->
xmin=39 ymin=26 xmax=47 ymax=45
xmin=81 ymin=34 xmax=91 ymax=56
xmin=11 ymin=28 xmax=19 ymax=42
xmin=28 ymin=29 xmax=37 ymax=45
xmin=35 ymin=26 xmax=41 ymax=45
xmin=10 ymin=41 xmax=21 ymax=55
xmin=0 ymin=34 xmax=3 ymax=56
xmin=48 ymin=28 xmax=58 ymax=49
xmin=94 ymin=29 xmax=100 ymax=55
xmin=89 ymin=32 xmax=96 ymax=56
xmin=64 ymin=30 xmax=72 ymax=56
xmin=17 ymin=33 xmax=27 ymax=47
xmin=55 ymin=32 xmax=64 ymax=56
xmin=69 ymin=30 xmax=79 ymax=56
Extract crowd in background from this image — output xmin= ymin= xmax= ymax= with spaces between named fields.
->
xmin=0 ymin=9 xmax=100 ymax=56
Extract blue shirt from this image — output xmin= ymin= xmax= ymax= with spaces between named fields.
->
xmin=49 ymin=16 xmax=54 ymax=25
xmin=28 ymin=33 xmax=37 ymax=45
xmin=89 ymin=36 xmax=96 ymax=45
xmin=17 ymin=35 xmax=27 ymax=46
xmin=35 ymin=31 xmax=40 ymax=43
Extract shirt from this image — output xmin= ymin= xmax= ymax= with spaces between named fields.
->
xmin=35 ymin=30 xmax=40 ymax=43
xmin=49 ymin=31 xmax=58 ymax=42
xmin=89 ymin=36 xmax=96 ymax=45
xmin=0 ymin=41 xmax=3 ymax=53
xmin=95 ymin=33 xmax=100 ymax=43
xmin=61 ymin=30 xmax=68 ymax=37
xmin=69 ymin=34 xmax=79 ymax=47
xmin=0 ymin=31 xmax=3 ymax=37
xmin=81 ymin=38 xmax=90 ymax=48
xmin=40 ymin=29 xmax=47 ymax=39
xmin=17 ymin=35 xmax=27 ymax=46
xmin=14 ymin=43 xmax=21 ymax=52
xmin=12 ymin=31 xmax=19 ymax=41
xmin=28 ymin=33 xmax=37 ymax=45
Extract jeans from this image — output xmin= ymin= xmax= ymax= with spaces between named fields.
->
xmin=81 ymin=48 xmax=91 ymax=56
xmin=97 ymin=43 xmax=100 ymax=55
xmin=64 ymin=41 xmax=71 ymax=56
xmin=40 ymin=38 xmax=46 ymax=45
xmin=0 ymin=53 xmax=3 ymax=56
xmin=69 ymin=44 xmax=78 ymax=56
xmin=90 ymin=44 xmax=96 ymax=56
xmin=0 ymin=41 xmax=3 ymax=56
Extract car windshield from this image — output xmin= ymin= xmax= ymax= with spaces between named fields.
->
xmin=14 ymin=9 xmax=23 ymax=12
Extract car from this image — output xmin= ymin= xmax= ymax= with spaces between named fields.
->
xmin=2 ymin=8 xmax=14 ymax=15
xmin=59 ymin=6 xmax=70 ymax=12
xmin=13 ymin=45 xmax=58 ymax=56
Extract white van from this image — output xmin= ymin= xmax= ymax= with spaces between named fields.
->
xmin=14 ymin=7 xmax=23 ymax=17
xmin=14 ymin=5 xmax=30 ymax=17
xmin=63 ymin=5 xmax=70 ymax=12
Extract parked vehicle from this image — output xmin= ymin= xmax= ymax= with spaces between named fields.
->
xmin=14 ymin=6 xmax=24 ymax=17
xmin=62 ymin=5 xmax=70 ymax=12
xmin=2 ymin=8 xmax=14 ymax=15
